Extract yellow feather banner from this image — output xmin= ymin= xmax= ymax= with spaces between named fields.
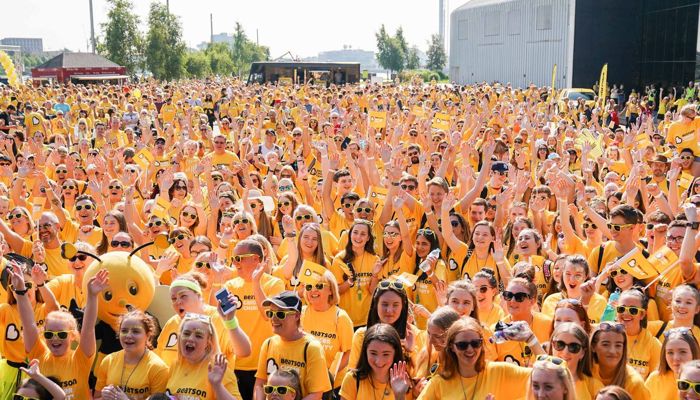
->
xmin=0 ymin=51 xmax=20 ymax=88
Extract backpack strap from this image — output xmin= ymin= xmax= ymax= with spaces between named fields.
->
xmin=596 ymin=244 xmax=605 ymax=274
xmin=303 ymin=339 xmax=310 ymax=365
xmin=655 ymin=321 xmax=669 ymax=339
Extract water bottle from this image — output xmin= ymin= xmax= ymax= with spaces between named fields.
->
xmin=490 ymin=321 xmax=528 ymax=344
xmin=601 ymin=288 xmax=620 ymax=322
xmin=419 ymin=249 xmax=441 ymax=273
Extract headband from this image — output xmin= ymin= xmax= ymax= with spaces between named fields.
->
xmin=171 ymin=279 xmax=202 ymax=295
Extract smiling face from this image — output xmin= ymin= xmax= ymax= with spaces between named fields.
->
xmin=531 ymin=368 xmax=566 ymax=400
xmin=350 ymin=224 xmax=370 ymax=250
xmin=118 ymin=317 xmax=148 ymax=352
xmin=551 ymin=332 xmax=584 ymax=375
xmin=516 ymin=230 xmax=539 ymax=256
xmin=448 ymin=289 xmax=474 ymax=317
xmin=505 ymin=281 xmax=534 ymax=319
xmin=366 ymin=339 xmax=395 ymax=376
xmin=593 ymin=331 xmax=624 ymax=370
xmin=43 ymin=316 xmax=76 ymax=357
xmin=672 ymin=289 xmax=700 ymax=323
xmin=299 ymin=227 xmax=320 ymax=257
xmin=471 ymin=224 xmax=493 ymax=250
xmin=562 ymin=262 xmax=586 ymax=295
xmin=179 ymin=319 xmax=211 ymax=363
xmin=666 ymin=337 xmax=694 ymax=375
xmin=615 ymin=293 xmax=645 ymax=334
xmin=452 ymin=329 xmax=482 ymax=366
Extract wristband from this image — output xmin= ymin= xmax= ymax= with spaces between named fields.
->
xmin=691 ymin=222 xmax=699 ymax=230
xmin=392 ymin=182 xmax=400 ymax=186
xmin=526 ymin=335 xmax=539 ymax=347
xmin=224 ymin=317 xmax=239 ymax=330
xmin=14 ymin=288 xmax=28 ymax=296
xmin=36 ymin=283 xmax=45 ymax=288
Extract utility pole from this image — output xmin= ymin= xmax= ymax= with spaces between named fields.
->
xmin=89 ymin=0 xmax=96 ymax=53
xmin=167 ymin=0 xmax=170 ymax=13
xmin=210 ymin=13 xmax=214 ymax=44
xmin=256 ymin=29 xmax=259 ymax=46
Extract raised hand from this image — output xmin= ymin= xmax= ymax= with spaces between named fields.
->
xmin=390 ymin=361 xmax=411 ymax=397
xmin=88 ymin=269 xmax=109 ymax=296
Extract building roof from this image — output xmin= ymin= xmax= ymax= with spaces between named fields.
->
xmin=35 ymin=52 xmax=122 ymax=69
xmin=453 ymin=0 xmax=513 ymax=13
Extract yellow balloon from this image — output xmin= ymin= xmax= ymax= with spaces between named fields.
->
xmin=0 ymin=50 xmax=20 ymax=88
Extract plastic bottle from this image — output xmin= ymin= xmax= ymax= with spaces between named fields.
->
xmin=419 ymin=249 xmax=441 ymax=273
xmin=601 ymin=288 xmax=621 ymax=322
xmin=490 ymin=321 xmax=528 ymax=344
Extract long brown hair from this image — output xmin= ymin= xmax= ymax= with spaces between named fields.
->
xmin=440 ymin=317 xmax=485 ymax=379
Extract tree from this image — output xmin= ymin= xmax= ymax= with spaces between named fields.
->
xmin=145 ymin=2 xmax=186 ymax=80
xmin=426 ymin=34 xmax=447 ymax=72
xmin=98 ymin=0 xmax=143 ymax=74
xmin=184 ymin=51 xmax=211 ymax=78
xmin=406 ymin=46 xmax=421 ymax=70
xmin=205 ymin=42 xmax=235 ymax=76
xmin=231 ymin=22 xmax=270 ymax=77
xmin=395 ymin=27 xmax=410 ymax=62
xmin=375 ymin=25 xmax=405 ymax=74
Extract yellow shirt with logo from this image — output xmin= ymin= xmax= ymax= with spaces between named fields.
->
xmin=165 ymin=357 xmax=240 ymax=400
xmin=255 ymin=334 xmax=332 ymax=396
xmin=331 ymin=251 xmax=380 ymax=328
xmin=541 ymin=292 xmax=608 ymax=324
xmin=340 ymin=372 xmax=412 ymax=400
xmin=28 ymin=341 xmax=94 ymax=400
xmin=0 ymin=303 xmax=47 ymax=363
xmin=667 ymin=117 xmax=700 ymax=155
xmin=412 ymin=260 xmax=447 ymax=329
xmin=416 ymin=362 xmax=531 ymax=400
xmin=94 ymin=349 xmax=169 ymax=400
xmin=301 ymin=305 xmax=354 ymax=388
xmin=627 ymin=328 xmax=661 ymax=380
xmin=46 ymin=274 xmax=85 ymax=311
xmin=492 ymin=312 xmax=553 ymax=367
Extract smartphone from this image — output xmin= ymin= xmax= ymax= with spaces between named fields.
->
xmin=215 ymin=287 xmax=238 ymax=315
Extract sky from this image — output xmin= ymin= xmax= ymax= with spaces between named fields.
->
xmin=1 ymin=0 xmax=464 ymax=58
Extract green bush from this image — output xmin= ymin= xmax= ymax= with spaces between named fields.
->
xmin=398 ymin=69 xmax=446 ymax=83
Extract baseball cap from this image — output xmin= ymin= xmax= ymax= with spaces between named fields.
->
xmin=262 ymin=291 xmax=302 ymax=312
xmin=491 ymin=161 xmax=509 ymax=173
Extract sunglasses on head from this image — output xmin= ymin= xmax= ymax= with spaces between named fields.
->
xmin=552 ymin=340 xmax=583 ymax=354
xmin=536 ymin=354 xmax=567 ymax=367
xmin=295 ymin=214 xmax=313 ymax=221
xmin=111 ymin=240 xmax=132 ymax=248
xmin=233 ymin=253 xmax=257 ymax=263
xmin=607 ymin=222 xmax=634 ymax=231
xmin=598 ymin=321 xmax=625 ymax=333
xmin=378 ymin=280 xmax=405 ymax=291
xmin=616 ymin=305 xmax=642 ymax=315
xmin=43 ymin=330 xmax=69 ymax=340
xmin=69 ymin=254 xmax=88 ymax=262
xmin=195 ymin=261 xmax=211 ymax=269
xmin=265 ymin=309 xmax=298 ymax=320
xmin=233 ymin=218 xmax=249 ymax=225
xmin=609 ymin=269 xmax=628 ymax=278
xmin=678 ymin=380 xmax=700 ymax=394
xmin=503 ymin=291 xmax=530 ymax=302
xmin=305 ymin=283 xmax=326 ymax=291
xmin=263 ymin=386 xmax=296 ymax=396
xmin=453 ymin=338 xmax=483 ymax=351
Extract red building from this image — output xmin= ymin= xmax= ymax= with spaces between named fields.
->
xmin=31 ymin=52 xmax=128 ymax=84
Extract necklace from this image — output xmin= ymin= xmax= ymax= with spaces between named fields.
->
xmin=119 ymin=349 xmax=147 ymax=392
xmin=458 ymin=371 xmax=480 ymax=400
xmin=356 ymin=252 xmax=365 ymax=301
xmin=369 ymin=376 xmax=389 ymax=400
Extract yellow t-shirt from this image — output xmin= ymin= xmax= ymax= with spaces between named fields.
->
xmin=492 ymin=313 xmax=553 ymax=367
xmin=479 ymin=304 xmax=506 ymax=328
xmin=301 ymin=305 xmax=354 ymax=388
xmin=667 ymin=117 xmax=700 ymax=155
xmin=644 ymin=370 xmax=677 ymax=400
xmin=412 ymin=260 xmax=448 ymax=329
xmin=207 ymin=151 xmax=241 ymax=168
xmin=592 ymin=364 xmax=650 ymax=400
xmin=655 ymin=266 xmax=685 ymax=322
xmin=46 ymin=273 xmax=85 ymax=311
xmin=331 ymin=251 xmax=380 ymax=328
xmin=348 ymin=325 xmax=427 ymax=372
xmin=275 ymin=229 xmax=339 ymax=262
xmin=339 ymin=372 xmax=409 ymax=400
xmin=0 ymin=303 xmax=47 ymax=363
xmin=416 ymin=362 xmax=531 ymax=400
xmin=648 ymin=320 xmax=700 ymax=344
xmin=94 ymin=349 xmax=169 ymax=400
xmin=574 ymin=375 xmax=605 ymax=400
xmin=381 ymin=251 xmax=417 ymax=279
xmin=541 ymin=292 xmax=608 ymax=324
xmin=165 ymin=357 xmax=240 ymax=399
xmin=28 ymin=341 xmax=94 ymax=400
xmin=255 ymin=334 xmax=332 ymax=396
xmin=61 ymin=220 xmax=103 ymax=248
xmin=160 ymin=104 xmax=177 ymax=124
xmin=222 ymin=274 xmax=285 ymax=370
xmin=627 ymin=328 xmax=661 ymax=380
xmin=155 ymin=305 xmax=235 ymax=367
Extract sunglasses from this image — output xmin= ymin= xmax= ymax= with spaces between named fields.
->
xmin=62 ymin=185 xmax=75 ymax=190
xmin=305 ymin=283 xmax=326 ymax=291
xmin=13 ymin=395 xmax=39 ymax=400
xmin=552 ymin=340 xmax=583 ymax=354
xmin=536 ymin=354 xmax=567 ymax=367
xmin=11 ymin=282 xmax=33 ymax=291
xmin=450 ymin=220 xmax=460 ymax=228
xmin=678 ymin=380 xmax=700 ymax=394
xmin=356 ymin=207 xmax=372 ymax=213
xmin=56 ymin=169 xmax=67 ymax=174
xmin=233 ymin=218 xmax=250 ymax=225
xmin=43 ymin=330 xmax=69 ymax=340
xmin=453 ymin=339 xmax=483 ymax=350
xmin=263 ymin=386 xmax=296 ymax=396
xmin=400 ymin=184 xmax=416 ymax=191
xmin=181 ymin=211 xmax=197 ymax=219
xmin=278 ymin=201 xmax=291 ymax=207
xmin=503 ymin=291 xmax=530 ymax=302
xmin=598 ymin=321 xmax=625 ymax=333
xmin=212 ymin=176 xmax=223 ymax=182
xmin=664 ymin=327 xmax=693 ymax=338
xmin=75 ymin=203 xmax=94 ymax=211
xmin=582 ymin=222 xmax=597 ymax=230
xmin=680 ymin=155 xmax=694 ymax=161
xmin=609 ymin=269 xmax=628 ymax=278
xmin=279 ymin=185 xmax=293 ymax=192
xmin=378 ymin=280 xmax=405 ymax=291
xmin=607 ymin=222 xmax=634 ymax=231
xmin=110 ymin=240 xmax=132 ymax=248
xmin=69 ymin=254 xmax=88 ymax=262
xmin=383 ymin=231 xmax=399 ymax=238
xmin=477 ymin=286 xmax=489 ymax=294
xmin=6 ymin=213 xmax=24 ymax=220
xmin=233 ymin=253 xmax=258 ymax=263
xmin=265 ymin=309 xmax=298 ymax=320
xmin=616 ymin=305 xmax=643 ymax=315
xmin=108 ymin=185 xmax=122 ymax=190
xmin=195 ymin=261 xmax=211 ymax=269
xmin=148 ymin=220 xmax=164 ymax=227
xmin=169 ymin=234 xmax=188 ymax=243
xmin=295 ymin=214 xmax=313 ymax=221
xmin=174 ymin=185 xmax=187 ymax=190
xmin=342 ymin=203 xmax=355 ymax=209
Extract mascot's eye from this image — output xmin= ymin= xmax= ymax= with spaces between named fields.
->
xmin=128 ymin=284 xmax=138 ymax=296
xmin=104 ymin=291 xmax=113 ymax=301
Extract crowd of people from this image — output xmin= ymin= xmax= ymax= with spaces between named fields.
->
xmin=0 ymin=76 xmax=698 ymax=400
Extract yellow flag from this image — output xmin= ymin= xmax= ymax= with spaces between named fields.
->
xmin=368 ymin=185 xmax=389 ymax=206
xmin=369 ymin=111 xmax=387 ymax=129
xmin=550 ymin=64 xmax=557 ymax=99
xmin=648 ymin=246 xmax=678 ymax=274
xmin=394 ymin=272 xmax=419 ymax=288
xmin=411 ymin=106 xmax=425 ymax=118
xmin=679 ymin=172 xmax=694 ymax=191
xmin=619 ymin=249 xmax=657 ymax=280
xmin=152 ymin=196 xmax=172 ymax=220
xmin=432 ymin=113 xmax=450 ymax=130
xmin=599 ymin=64 xmax=608 ymax=104
xmin=299 ymin=260 xmax=328 ymax=285
xmin=133 ymin=148 xmax=155 ymax=170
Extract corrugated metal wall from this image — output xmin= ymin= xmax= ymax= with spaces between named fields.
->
xmin=449 ymin=0 xmax=574 ymax=88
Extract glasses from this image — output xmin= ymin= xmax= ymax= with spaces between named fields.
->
xmin=678 ymin=380 xmax=700 ymax=394
xmin=43 ymin=330 xmax=69 ymax=340
xmin=195 ymin=261 xmax=211 ymax=269
xmin=233 ymin=218 xmax=250 ymax=225
xmin=56 ymin=169 xmax=67 ymax=174
xmin=477 ymin=286 xmax=489 ymax=294
xmin=181 ymin=211 xmax=196 ymax=219
xmin=400 ymin=184 xmax=416 ymax=191
xmin=295 ymin=214 xmax=313 ymax=221
xmin=169 ymin=234 xmax=188 ymax=243
xmin=281 ymin=174 xmax=293 ymax=179
xmin=279 ymin=185 xmax=293 ymax=192
xmin=667 ymin=235 xmax=685 ymax=243
xmin=450 ymin=220 xmax=460 ymax=227
xmin=342 ymin=203 xmax=355 ymax=209
xmin=11 ymin=282 xmax=33 ymax=291
xmin=552 ymin=340 xmax=583 ymax=354
xmin=680 ymin=155 xmax=694 ymax=161
xmin=383 ymin=231 xmax=399 ymax=238
xmin=503 ymin=291 xmax=530 ymax=302
xmin=212 ymin=176 xmax=223 ymax=182
xmin=13 ymin=395 xmax=39 ymax=400
xmin=62 ymin=185 xmax=76 ymax=190
xmin=535 ymin=354 xmax=567 ymax=367
xmin=148 ymin=220 xmax=164 ymax=227
xmin=6 ymin=213 xmax=24 ymax=220
xmin=233 ymin=253 xmax=258 ymax=263
xmin=453 ymin=339 xmax=483 ymax=351
xmin=263 ymin=386 xmax=296 ymax=396
xmin=69 ymin=254 xmax=88 ymax=262
xmin=265 ymin=310 xmax=298 ymax=319
xmin=278 ymin=201 xmax=291 ymax=207
xmin=664 ymin=327 xmax=693 ymax=338
xmin=76 ymin=204 xmax=94 ymax=212
xmin=174 ymin=185 xmax=187 ymax=191
xmin=108 ymin=185 xmax=122 ymax=190
xmin=607 ymin=222 xmax=634 ymax=231
xmin=38 ymin=223 xmax=53 ymax=230
xmin=305 ymin=283 xmax=326 ymax=291
xmin=110 ymin=240 xmax=132 ymax=248
xmin=616 ymin=305 xmax=643 ymax=315
xmin=356 ymin=207 xmax=372 ymax=213
xmin=582 ymin=222 xmax=597 ymax=230
xmin=183 ymin=313 xmax=212 ymax=325
xmin=378 ymin=280 xmax=405 ymax=291
xmin=609 ymin=269 xmax=628 ymax=278
xmin=598 ymin=321 xmax=625 ymax=333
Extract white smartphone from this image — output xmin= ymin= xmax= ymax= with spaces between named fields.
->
xmin=215 ymin=287 xmax=237 ymax=315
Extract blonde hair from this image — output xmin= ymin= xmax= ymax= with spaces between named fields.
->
xmin=527 ymin=358 xmax=576 ymax=400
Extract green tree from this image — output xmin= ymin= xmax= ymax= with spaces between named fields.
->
xmin=375 ymin=25 xmax=405 ymax=74
xmin=426 ymin=34 xmax=447 ymax=72
xmin=205 ymin=42 xmax=235 ymax=76
xmin=395 ymin=27 xmax=410 ymax=62
xmin=184 ymin=51 xmax=211 ymax=78
xmin=97 ymin=0 xmax=142 ymax=74
xmin=231 ymin=22 xmax=270 ymax=77
xmin=145 ymin=1 xmax=186 ymax=80
xmin=406 ymin=46 xmax=421 ymax=70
